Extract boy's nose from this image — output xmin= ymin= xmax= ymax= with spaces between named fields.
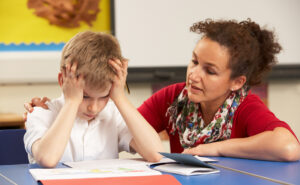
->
xmin=87 ymin=101 xmax=99 ymax=113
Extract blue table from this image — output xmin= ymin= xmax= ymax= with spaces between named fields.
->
xmin=0 ymin=164 xmax=280 ymax=185
xmin=209 ymin=157 xmax=300 ymax=185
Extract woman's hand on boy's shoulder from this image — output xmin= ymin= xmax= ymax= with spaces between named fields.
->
xmin=23 ymin=97 xmax=50 ymax=121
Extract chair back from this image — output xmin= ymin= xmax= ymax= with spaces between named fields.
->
xmin=0 ymin=129 xmax=29 ymax=164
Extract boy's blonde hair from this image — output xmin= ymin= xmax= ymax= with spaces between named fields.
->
xmin=61 ymin=31 xmax=124 ymax=90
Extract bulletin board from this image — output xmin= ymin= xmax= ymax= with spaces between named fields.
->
xmin=0 ymin=0 xmax=112 ymax=83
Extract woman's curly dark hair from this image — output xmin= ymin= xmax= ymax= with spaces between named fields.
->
xmin=190 ymin=18 xmax=282 ymax=86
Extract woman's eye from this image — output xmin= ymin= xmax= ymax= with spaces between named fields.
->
xmin=206 ymin=68 xmax=216 ymax=75
xmin=192 ymin=60 xmax=198 ymax=65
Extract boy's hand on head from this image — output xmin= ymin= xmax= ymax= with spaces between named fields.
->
xmin=109 ymin=59 xmax=128 ymax=100
xmin=62 ymin=62 xmax=85 ymax=104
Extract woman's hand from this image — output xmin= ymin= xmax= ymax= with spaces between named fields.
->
xmin=108 ymin=59 xmax=128 ymax=101
xmin=182 ymin=143 xmax=221 ymax=157
xmin=24 ymin=97 xmax=50 ymax=112
xmin=23 ymin=97 xmax=50 ymax=121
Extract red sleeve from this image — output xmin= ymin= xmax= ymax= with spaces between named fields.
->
xmin=231 ymin=93 xmax=298 ymax=141
xmin=138 ymin=83 xmax=186 ymax=133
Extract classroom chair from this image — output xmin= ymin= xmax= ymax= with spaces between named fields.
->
xmin=0 ymin=129 xmax=29 ymax=165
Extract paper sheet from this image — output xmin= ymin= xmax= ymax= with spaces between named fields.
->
xmin=64 ymin=158 xmax=151 ymax=169
xmin=30 ymin=164 xmax=160 ymax=181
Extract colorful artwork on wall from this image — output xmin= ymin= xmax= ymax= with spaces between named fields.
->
xmin=0 ymin=0 xmax=111 ymax=51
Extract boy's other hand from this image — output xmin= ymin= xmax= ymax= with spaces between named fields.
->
xmin=62 ymin=62 xmax=85 ymax=104
xmin=23 ymin=97 xmax=50 ymax=121
xmin=109 ymin=59 xmax=128 ymax=100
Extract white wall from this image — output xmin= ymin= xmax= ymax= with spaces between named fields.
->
xmin=268 ymin=80 xmax=300 ymax=137
xmin=0 ymin=83 xmax=61 ymax=114
xmin=115 ymin=0 xmax=300 ymax=67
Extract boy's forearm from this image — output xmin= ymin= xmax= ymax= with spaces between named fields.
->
xmin=32 ymin=101 xmax=80 ymax=167
xmin=113 ymin=94 xmax=163 ymax=162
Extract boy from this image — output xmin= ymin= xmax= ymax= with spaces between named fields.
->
xmin=24 ymin=31 xmax=163 ymax=168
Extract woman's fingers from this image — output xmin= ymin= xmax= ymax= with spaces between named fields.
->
xmin=32 ymin=97 xmax=49 ymax=109
xmin=23 ymin=112 xmax=28 ymax=122
xmin=23 ymin=96 xmax=50 ymax=121
xmin=41 ymin=97 xmax=51 ymax=103
xmin=24 ymin=102 xmax=34 ymax=112
xmin=41 ymin=97 xmax=50 ymax=109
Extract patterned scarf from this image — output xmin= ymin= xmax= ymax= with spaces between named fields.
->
xmin=166 ymin=86 xmax=249 ymax=148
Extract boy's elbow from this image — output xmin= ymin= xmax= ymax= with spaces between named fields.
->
xmin=146 ymin=152 xmax=163 ymax=163
xmin=35 ymin=154 xmax=59 ymax=168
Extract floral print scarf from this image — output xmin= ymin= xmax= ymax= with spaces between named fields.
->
xmin=166 ymin=86 xmax=249 ymax=148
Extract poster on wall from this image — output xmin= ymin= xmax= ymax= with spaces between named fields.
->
xmin=0 ymin=0 xmax=112 ymax=83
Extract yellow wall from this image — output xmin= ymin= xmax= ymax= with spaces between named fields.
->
xmin=0 ymin=0 xmax=111 ymax=44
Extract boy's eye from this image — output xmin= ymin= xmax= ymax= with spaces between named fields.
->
xmin=99 ymin=95 xmax=110 ymax=99
xmin=83 ymin=96 xmax=90 ymax=99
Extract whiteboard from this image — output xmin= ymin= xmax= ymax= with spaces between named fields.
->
xmin=114 ymin=0 xmax=300 ymax=67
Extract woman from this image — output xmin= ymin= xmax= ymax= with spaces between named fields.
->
xmin=25 ymin=19 xmax=300 ymax=161
xmin=138 ymin=19 xmax=300 ymax=161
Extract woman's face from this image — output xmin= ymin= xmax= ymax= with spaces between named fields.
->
xmin=186 ymin=37 xmax=236 ymax=106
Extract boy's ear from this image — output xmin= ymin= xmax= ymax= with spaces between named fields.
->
xmin=58 ymin=72 xmax=63 ymax=87
xmin=230 ymin=75 xmax=246 ymax=91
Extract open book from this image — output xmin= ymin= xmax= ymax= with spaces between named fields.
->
xmin=150 ymin=152 xmax=219 ymax=176
xmin=29 ymin=159 xmax=183 ymax=185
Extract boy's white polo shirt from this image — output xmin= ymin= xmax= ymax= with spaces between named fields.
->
xmin=24 ymin=95 xmax=133 ymax=164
